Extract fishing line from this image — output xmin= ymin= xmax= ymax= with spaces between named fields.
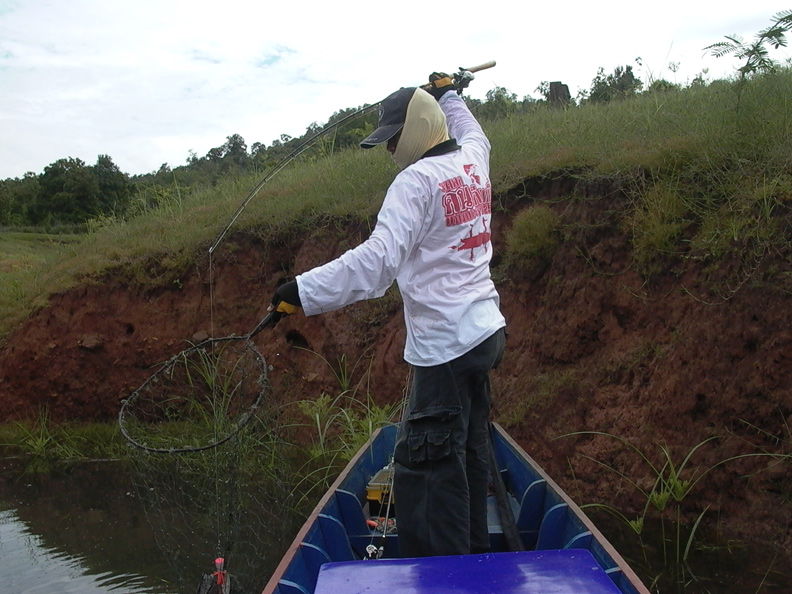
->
xmin=120 ymin=59 xmax=495 ymax=586
xmin=208 ymin=60 xmax=495 ymax=256
xmin=208 ymin=103 xmax=380 ymax=256
xmin=121 ymin=63 xmax=495 ymax=454
xmin=121 ymin=61 xmax=496 ymax=451
xmin=365 ymin=367 xmax=412 ymax=559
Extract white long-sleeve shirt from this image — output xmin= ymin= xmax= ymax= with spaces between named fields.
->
xmin=297 ymin=92 xmax=505 ymax=366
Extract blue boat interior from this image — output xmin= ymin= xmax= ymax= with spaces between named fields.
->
xmin=272 ymin=424 xmax=643 ymax=594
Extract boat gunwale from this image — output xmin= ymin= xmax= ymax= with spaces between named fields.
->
xmin=261 ymin=423 xmax=651 ymax=594
xmin=260 ymin=426 xmax=388 ymax=594
xmin=492 ymin=423 xmax=651 ymax=594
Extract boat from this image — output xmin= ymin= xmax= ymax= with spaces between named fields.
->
xmin=261 ymin=423 xmax=650 ymax=594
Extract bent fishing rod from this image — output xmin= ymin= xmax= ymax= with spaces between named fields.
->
xmin=208 ymin=60 xmax=496 ymax=255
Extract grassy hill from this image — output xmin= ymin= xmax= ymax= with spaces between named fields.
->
xmin=2 ymin=69 xmax=790 ymax=338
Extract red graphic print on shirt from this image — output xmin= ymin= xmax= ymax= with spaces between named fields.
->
xmin=451 ymin=218 xmax=491 ymax=260
xmin=439 ymin=165 xmax=492 ymax=227
xmin=440 ymin=164 xmax=492 ymax=258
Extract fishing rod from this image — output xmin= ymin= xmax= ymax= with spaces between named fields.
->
xmin=208 ymin=60 xmax=496 ymax=255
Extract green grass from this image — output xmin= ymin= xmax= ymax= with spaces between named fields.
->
xmin=559 ymin=424 xmax=792 ymax=589
xmin=503 ymin=204 xmax=562 ymax=276
xmin=0 ymin=232 xmax=84 ymax=332
xmin=2 ymin=69 xmax=792 ymax=339
xmin=0 ymin=409 xmax=129 ymax=464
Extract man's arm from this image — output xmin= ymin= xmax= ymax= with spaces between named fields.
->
xmin=439 ymin=92 xmax=490 ymax=154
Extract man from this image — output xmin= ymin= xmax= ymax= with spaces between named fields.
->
xmin=270 ymin=72 xmax=506 ymax=557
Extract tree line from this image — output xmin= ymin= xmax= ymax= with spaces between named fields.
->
xmin=0 ymin=63 xmax=711 ymax=230
xmin=4 ymin=11 xmax=788 ymax=231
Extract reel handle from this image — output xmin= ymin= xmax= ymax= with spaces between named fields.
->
xmin=420 ymin=60 xmax=496 ymax=91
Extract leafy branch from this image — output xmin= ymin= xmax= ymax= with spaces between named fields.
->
xmin=704 ymin=10 xmax=792 ymax=84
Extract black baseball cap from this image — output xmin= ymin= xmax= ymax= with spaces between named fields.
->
xmin=359 ymin=87 xmax=416 ymax=148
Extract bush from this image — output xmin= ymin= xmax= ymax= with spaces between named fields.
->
xmin=505 ymin=205 xmax=562 ymax=277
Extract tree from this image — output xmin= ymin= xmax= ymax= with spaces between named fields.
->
xmin=33 ymin=157 xmax=100 ymax=225
xmin=536 ymin=81 xmax=571 ymax=107
xmin=206 ymin=146 xmax=224 ymax=163
xmin=325 ymin=107 xmax=377 ymax=151
xmin=93 ymin=154 xmax=132 ymax=216
xmin=474 ymin=86 xmax=518 ymax=119
xmin=704 ymin=10 xmax=792 ymax=84
xmin=220 ymin=134 xmax=249 ymax=168
xmin=645 ymin=79 xmax=681 ymax=94
xmin=0 ymin=173 xmax=39 ymax=226
xmin=250 ymin=142 xmax=266 ymax=158
xmin=0 ymin=180 xmax=13 ymax=225
xmin=588 ymin=65 xmax=643 ymax=103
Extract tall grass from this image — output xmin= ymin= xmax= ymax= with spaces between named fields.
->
xmin=0 ymin=232 xmax=84 ymax=334
xmin=281 ymin=347 xmax=404 ymax=508
xmin=486 ymin=75 xmax=792 ymax=182
xmin=0 ymin=407 xmax=129 ymax=467
xmin=560 ymin=427 xmax=791 ymax=589
xmin=3 ymin=69 xmax=792 ymax=338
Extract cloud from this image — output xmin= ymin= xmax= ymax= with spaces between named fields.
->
xmin=256 ymin=46 xmax=297 ymax=69
xmin=0 ymin=1 xmax=789 ymax=179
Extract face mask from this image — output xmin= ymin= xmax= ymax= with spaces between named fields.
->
xmin=392 ymin=89 xmax=450 ymax=169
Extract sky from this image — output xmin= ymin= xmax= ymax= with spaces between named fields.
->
xmin=1 ymin=0 xmax=789 ymax=180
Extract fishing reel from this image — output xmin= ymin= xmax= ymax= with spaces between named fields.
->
xmin=453 ymin=69 xmax=475 ymax=93
xmin=365 ymin=544 xmax=384 ymax=560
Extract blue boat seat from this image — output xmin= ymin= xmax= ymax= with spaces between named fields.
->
xmin=517 ymin=479 xmax=547 ymax=528
xmin=334 ymin=488 xmax=368 ymax=534
xmin=299 ymin=542 xmax=331 ymax=573
xmin=565 ymin=530 xmax=593 ymax=549
xmin=277 ymin=543 xmax=330 ymax=594
xmin=516 ymin=478 xmax=546 ymax=548
xmin=317 ymin=514 xmax=355 ymax=561
xmin=536 ymin=502 xmax=569 ymax=549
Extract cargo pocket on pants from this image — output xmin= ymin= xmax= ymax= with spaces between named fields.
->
xmin=407 ymin=430 xmax=452 ymax=464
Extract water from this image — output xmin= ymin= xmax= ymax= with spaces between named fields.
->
xmin=1 ymin=507 xmax=167 ymax=594
xmin=2 ymin=456 xmax=789 ymax=594
xmin=0 ymin=459 xmax=177 ymax=593
xmin=0 ymin=457 xmax=301 ymax=594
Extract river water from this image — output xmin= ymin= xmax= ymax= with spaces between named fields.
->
xmin=0 ymin=457 xmax=303 ymax=594
xmin=1 ymin=456 xmax=789 ymax=594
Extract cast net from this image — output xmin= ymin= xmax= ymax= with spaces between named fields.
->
xmin=119 ymin=336 xmax=268 ymax=453
xmin=119 ymin=334 xmax=300 ymax=594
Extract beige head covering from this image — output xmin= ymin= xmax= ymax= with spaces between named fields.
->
xmin=392 ymin=88 xmax=450 ymax=170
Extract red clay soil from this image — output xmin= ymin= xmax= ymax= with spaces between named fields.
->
xmin=1 ymin=175 xmax=791 ymax=566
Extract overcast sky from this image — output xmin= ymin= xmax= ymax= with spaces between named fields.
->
xmin=1 ymin=1 xmax=788 ymax=180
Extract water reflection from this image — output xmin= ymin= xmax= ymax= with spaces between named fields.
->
xmin=0 ymin=457 xmax=179 ymax=594
xmin=0 ymin=458 xmax=301 ymax=594
xmin=1 ymin=507 xmax=170 ymax=594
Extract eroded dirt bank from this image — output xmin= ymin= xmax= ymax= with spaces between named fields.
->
xmin=1 ymin=176 xmax=790 ymax=564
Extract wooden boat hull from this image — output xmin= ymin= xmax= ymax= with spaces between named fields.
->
xmin=262 ymin=423 xmax=649 ymax=594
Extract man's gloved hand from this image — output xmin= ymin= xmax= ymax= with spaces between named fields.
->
xmin=270 ymin=279 xmax=301 ymax=312
xmin=267 ymin=279 xmax=302 ymax=325
xmin=428 ymin=72 xmax=455 ymax=100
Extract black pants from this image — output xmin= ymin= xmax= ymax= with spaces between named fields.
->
xmin=393 ymin=328 xmax=505 ymax=557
